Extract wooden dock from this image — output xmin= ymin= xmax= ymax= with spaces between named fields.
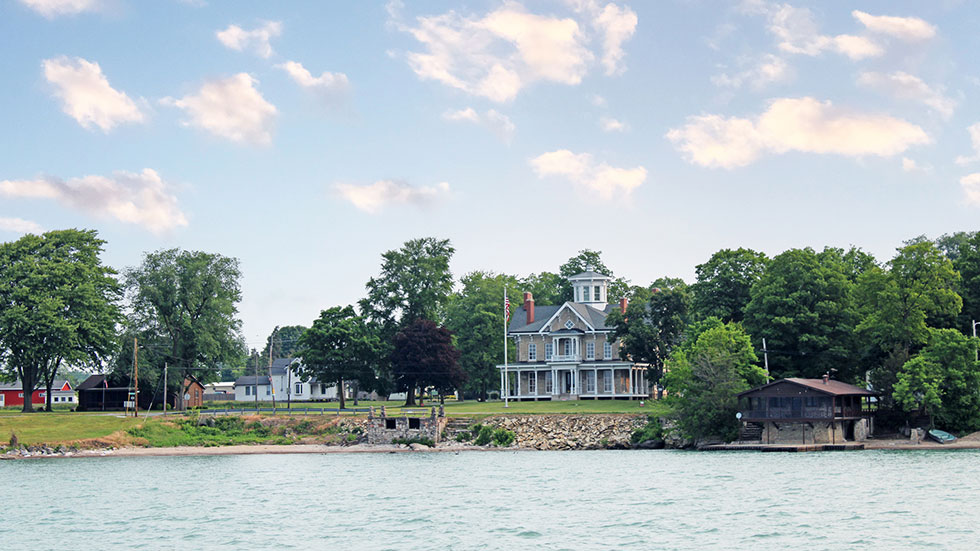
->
xmin=700 ymin=442 xmax=865 ymax=452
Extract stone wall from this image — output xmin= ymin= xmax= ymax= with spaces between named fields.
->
xmin=761 ymin=419 xmax=871 ymax=444
xmin=481 ymin=414 xmax=646 ymax=450
xmin=365 ymin=415 xmax=446 ymax=444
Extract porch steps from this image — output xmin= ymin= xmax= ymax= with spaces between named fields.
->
xmin=738 ymin=422 xmax=764 ymax=442
xmin=442 ymin=417 xmax=477 ymax=440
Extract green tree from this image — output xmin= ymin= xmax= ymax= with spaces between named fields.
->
xmin=446 ymin=271 xmax=521 ymax=400
xmin=937 ymin=231 xmax=975 ymax=262
xmin=0 ymin=229 xmax=120 ymax=412
xmin=744 ymin=248 xmax=861 ymax=381
xmin=359 ymin=237 xmax=455 ymax=398
xmin=953 ymin=232 xmax=980 ymax=334
xmin=663 ymin=322 xmax=766 ymax=442
xmin=690 ymin=248 xmax=768 ymax=323
xmin=391 ymin=319 xmax=464 ymax=406
xmin=262 ymin=325 xmax=308 ymax=364
xmin=606 ymin=280 xmax=690 ymax=388
xmin=521 ymin=272 xmax=564 ymax=305
xmin=297 ymin=306 xmax=378 ymax=410
xmin=893 ymin=328 xmax=980 ymax=431
xmin=120 ymin=248 xmax=247 ymax=406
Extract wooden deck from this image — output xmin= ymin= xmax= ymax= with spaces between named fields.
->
xmin=700 ymin=442 xmax=865 ymax=452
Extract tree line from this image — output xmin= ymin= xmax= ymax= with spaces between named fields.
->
xmin=3 ymin=228 xmax=980 ymax=437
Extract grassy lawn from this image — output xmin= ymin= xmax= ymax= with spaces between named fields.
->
xmin=0 ymin=413 xmax=143 ymax=446
xmin=203 ymin=399 xmax=668 ymax=416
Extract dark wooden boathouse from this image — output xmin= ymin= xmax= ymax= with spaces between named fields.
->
xmin=737 ymin=376 xmax=876 ymax=444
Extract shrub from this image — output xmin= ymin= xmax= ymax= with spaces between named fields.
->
xmin=630 ymin=417 xmax=663 ymax=444
xmin=392 ymin=436 xmax=435 ymax=447
xmin=491 ymin=428 xmax=515 ymax=447
xmin=473 ymin=425 xmax=494 ymax=446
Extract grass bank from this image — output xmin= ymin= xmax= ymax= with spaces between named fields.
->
xmin=0 ymin=413 xmax=143 ymax=446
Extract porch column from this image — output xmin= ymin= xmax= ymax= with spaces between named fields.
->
xmin=500 ymin=369 xmax=504 ymax=398
xmin=593 ymin=368 xmax=598 ymax=395
xmin=629 ymin=368 xmax=634 ymax=399
xmin=516 ymin=370 xmax=522 ymax=398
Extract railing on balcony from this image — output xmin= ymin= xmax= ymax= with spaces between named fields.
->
xmin=550 ymin=354 xmax=580 ymax=362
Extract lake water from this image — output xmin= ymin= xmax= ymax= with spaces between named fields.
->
xmin=3 ymin=449 xmax=980 ymax=550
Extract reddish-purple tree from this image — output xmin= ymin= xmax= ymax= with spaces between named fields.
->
xmin=391 ymin=319 xmax=464 ymax=406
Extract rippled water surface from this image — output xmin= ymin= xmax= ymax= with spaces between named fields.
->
xmin=3 ymin=449 xmax=980 ymax=550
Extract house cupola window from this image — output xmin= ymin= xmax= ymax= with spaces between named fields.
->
xmin=568 ymin=270 xmax=612 ymax=307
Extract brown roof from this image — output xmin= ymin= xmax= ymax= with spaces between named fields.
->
xmin=739 ymin=377 xmax=874 ymax=397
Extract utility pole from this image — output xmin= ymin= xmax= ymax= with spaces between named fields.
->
xmin=973 ymin=320 xmax=978 ymax=362
xmin=132 ymin=337 xmax=139 ymax=417
xmin=762 ymin=338 xmax=769 ymax=380
xmin=268 ymin=345 xmax=276 ymax=411
xmin=254 ymin=352 xmax=259 ymax=411
xmin=162 ymin=363 xmax=167 ymax=415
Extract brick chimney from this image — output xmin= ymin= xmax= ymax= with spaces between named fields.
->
xmin=524 ymin=292 xmax=534 ymax=324
xmin=619 ymin=297 xmax=628 ymax=315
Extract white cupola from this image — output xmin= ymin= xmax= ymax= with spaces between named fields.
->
xmin=568 ymin=270 xmax=612 ymax=307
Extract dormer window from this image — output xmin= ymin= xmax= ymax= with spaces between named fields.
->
xmin=564 ymin=320 xmax=574 ymax=330
xmin=583 ymin=287 xmax=590 ymax=302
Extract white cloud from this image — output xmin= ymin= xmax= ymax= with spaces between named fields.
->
xmin=852 ymin=10 xmax=936 ymax=41
xmin=216 ymin=21 xmax=282 ymax=58
xmin=42 ymin=56 xmax=144 ymax=132
xmin=599 ymin=116 xmax=627 ymax=132
xmin=960 ymin=173 xmax=980 ymax=206
xmin=712 ymin=54 xmax=791 ymax=89
xmin=0 ymin=217 xmax=43 ymax=234
xmin=858 ymin=71 xmax=955 ymax=119
xmin=764 ymin=4 xmax=882 ymax=60
xmin=667 ymin=97 xmax=930 ymax=169
xmin=0 ymin=169 xmax=188 ymax=233
xmin=277 ymin=61 xmax=350 ymax=103
xmin=954 ymin=123 xmax=980 ymax=165
xmin=591 ymin=94 xmax=607 ymax=107
xmin=530 ymin=149 xmax=646 ymax=199
xmin=442 ymin=107 xmax=515 ymax=143
xmin=164 ymin=73 xmax=277 ymax=145
xmin=19 ymin=0 xmax=99 ymax=17
xmin=394 ymin=2 xmax=635 ymax=102
xmin=901 ymin=157 xmax=931 ymax=172
xmin=334 ymin=180 xmax=451 ymax=214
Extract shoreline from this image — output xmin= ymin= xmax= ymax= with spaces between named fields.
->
xmin=7 ymin=437 xmax=980 ymax=460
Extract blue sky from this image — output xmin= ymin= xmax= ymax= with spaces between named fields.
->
xmin=2 ymin=0 xmax=979 ymax=347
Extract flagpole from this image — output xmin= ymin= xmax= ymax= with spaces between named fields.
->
xmin=504 ymin=288 xmax=509 ymax=408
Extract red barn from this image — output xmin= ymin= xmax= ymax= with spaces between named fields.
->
xmin=0 ymin=380 xmax=75 ymax=408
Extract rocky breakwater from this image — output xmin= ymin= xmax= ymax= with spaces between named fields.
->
xmin=483 ymin=414 xmax=647 ymax=450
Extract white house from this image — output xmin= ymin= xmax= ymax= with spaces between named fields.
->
xmin=233 ymin=358 xmax=342 ymax=402
xmin=498 ymin=271 xmax=649 ymax=401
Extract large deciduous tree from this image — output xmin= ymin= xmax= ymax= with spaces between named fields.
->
xmin=690 ymin=248 xmax=768 ymax=323
xmin=744 ymin=248 xmax=860 ymax=381
xmin=663 ymin=322 xmax=767 ymax=443
xmin=297 ymin=306 xmax=378 ymax=410
xmin=359 ymin=237 xmax=455 ymax=398
xmin=606 ymin=278 xmax=690 ymax=388
xmin=952 ymin=232 xmax=980 ymax=334
xmin=0 ymin=229 xmax=120 ymax=412
xmin=893 ymin=328 xmax=980 ymax=432
xmin=446 ymin=271 xmax=521 ymax=401
xmin=262 ymin=325 xmax=308 ymax=364
xmin=391 ymin=319 xmax=464 ymax=406
xmin=120 ymin=248 xmax=246 ymax=407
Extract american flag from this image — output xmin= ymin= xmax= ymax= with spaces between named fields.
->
xmin=504 ymin=291 xmax=510 ymax=322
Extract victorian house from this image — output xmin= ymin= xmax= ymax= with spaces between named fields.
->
xmin=499 ymin=271 xmax=649 ymax=400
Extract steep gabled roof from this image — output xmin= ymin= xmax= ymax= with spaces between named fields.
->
xmin=508 ymin=302 xmax=616 ymax=333
xmin=234 ymin=375 xmax=272 ymax=387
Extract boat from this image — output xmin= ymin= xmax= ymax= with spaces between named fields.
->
xmin=927 ymin=429 xmax=956 ymax=444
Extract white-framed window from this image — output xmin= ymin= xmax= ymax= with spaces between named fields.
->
xmin=603 ymin=371 xmax=613 ymax=393
xmin=295 ymin=383 xmax=303 ymax=395
xmin=563 ymin=340 xmax=571 ymax=355
xmin=527 ymin=373 xmax=536 ymax=394
xmin=266 ymin=386 xmax=271 ymax=395
xmin=545 ymin=372 xmax=553 ymax=393
xmin=586 ymin=342 xmax=595 ymax=360
xmin=68 ymin=396 xmax=73 ymax=402
xmin=583 ymin=286 xmax=590 ymax=302
xmin=245 ymin=386 xmax=252 ymax=396
xmin=565 ymin=320 xmax=574 ymax=330
xmin=594 ymin=285 xmax=601 ymax=301
xmin=586 ymin=371 xmax=596 ymax=392
xmin=545 ymin=343 xmax=553 ymax=360
xmin=528 ymin=343 xmax=537 ymax=361
xmin=18 ymin=393 xmax=23 ymax=398
xmin=604 ymin=341 xmax=612 ymax=360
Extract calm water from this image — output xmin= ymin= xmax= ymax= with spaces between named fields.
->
xmin=2 ymin=449 xmax=980 ymax=550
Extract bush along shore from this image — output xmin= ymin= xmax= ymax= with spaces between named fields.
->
xmin=0 ymin=412 xmax=702 ymax=458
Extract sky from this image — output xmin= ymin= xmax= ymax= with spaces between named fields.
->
xmin=2 ymin=0 xmax=979 ymax=348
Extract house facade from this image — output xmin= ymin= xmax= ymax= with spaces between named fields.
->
xmin=0 ymin=380 xmax=75 ymax=408
xmin=737 ymin=377 xmax=876 ymax=444
xmin=498 ymin=271 xmax=649 ymax=401
xmin=233 ymin=358 xmax=342 ymax=402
